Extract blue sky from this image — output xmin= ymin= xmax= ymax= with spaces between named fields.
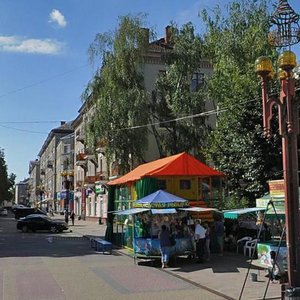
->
xmin=1 ymin=0 xmax=300 ymax=182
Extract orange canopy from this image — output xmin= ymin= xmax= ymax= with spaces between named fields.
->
xmin=108 ymin=152 xmax=224 ymax=186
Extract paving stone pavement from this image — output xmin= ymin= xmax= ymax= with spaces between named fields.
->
xmin=54 ymin=216 xmax=282 ymax=300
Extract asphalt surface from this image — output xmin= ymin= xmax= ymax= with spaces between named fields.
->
xmin=0 ymin=213 xmax=282 ymax=300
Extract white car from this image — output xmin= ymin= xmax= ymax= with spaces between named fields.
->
xmin=0 ymin=208 xmax=8 ymax=216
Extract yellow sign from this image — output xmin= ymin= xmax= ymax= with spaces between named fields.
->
xmin=268 ymin=179 xmax=285 ymax=196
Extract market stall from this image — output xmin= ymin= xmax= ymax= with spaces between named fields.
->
xmin=114 ymin=190 xmax=218 ymax=262
xmin=106 ymin=152 xmax=225 ymax=247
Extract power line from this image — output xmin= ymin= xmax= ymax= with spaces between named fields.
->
xmin=0 ymin=121 xmax=61 ymax=124
xmin=0 ymin=64 xmax=89 ymax=100
xmin=0 ymin=95 xmax=261 ymax=134
xmin=0 ymin=124 xmax=48 ymax=134
xmin=119 ymin=96 xmax=260 ymax=131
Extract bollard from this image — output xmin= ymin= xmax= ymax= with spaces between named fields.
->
xmin=250 ymin=273 xmax=258 ymax=282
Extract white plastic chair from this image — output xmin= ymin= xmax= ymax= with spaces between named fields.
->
xmin=244 ymin=238 xmax=259 ymax=257
xmin=236 ymin=236 xmax=252 ymax=254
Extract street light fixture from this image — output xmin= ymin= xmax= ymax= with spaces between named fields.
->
xmin=255 ymin=0 xmax=300 ymax=297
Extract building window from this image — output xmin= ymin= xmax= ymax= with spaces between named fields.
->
xmin=157 ymin=179 xmax=166 ymax=190
xmin=63 ymin=145 xmax=70 ymax=154
xmin=180 ymin=179 xmax=191 ymax=190
xmin=191 ymin=72 xmax=205 ymax=92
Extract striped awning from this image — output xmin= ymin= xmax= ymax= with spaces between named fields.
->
xmin=223 ymin=207 xmax=266 ymax=219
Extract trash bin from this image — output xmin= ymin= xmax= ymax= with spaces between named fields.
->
xmin=250 ymin=273 xmax=258 ymax=282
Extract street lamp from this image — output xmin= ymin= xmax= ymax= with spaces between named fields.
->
xmin=255 ymin=0 xmax=300 ymax=297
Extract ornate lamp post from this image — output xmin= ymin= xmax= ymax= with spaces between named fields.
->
xmin=255 ymin=0 xmax=300 ymax=297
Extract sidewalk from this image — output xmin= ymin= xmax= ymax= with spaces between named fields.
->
xmin=62 ymin=217 xmax=282 ymax=300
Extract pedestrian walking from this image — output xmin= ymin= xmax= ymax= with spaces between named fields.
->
xmin=64 ymin=210 xmax=69 ymax=224
xmin=214 ymin=216 xmax=225 ymax=256
xmin=159 ymin=224 xmax=171 ymax=268
xmin=70 ymin=211 xmax=75 ymax=226
xmin=194 ymin=219 xmax=206 ymax=263
xmin=203 ymin=222 xmax=211 ymax=261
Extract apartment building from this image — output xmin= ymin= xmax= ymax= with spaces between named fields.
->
xmin=56 ymin=133 xmax=75 ymax=213
xmin=70 ymin=26 xmax=214 ymax=222
xmin=15 ymin=179 xmax=29 ymax=205
xmin=37 ymin=121 xmax=74 ymax=211
xmin=28 ymin=159 xmax=40 ymax=206
xmin=73 ymin=102 xmax=108 ymax=222
xmin=27 ymin=26 xmax=214 ymax=221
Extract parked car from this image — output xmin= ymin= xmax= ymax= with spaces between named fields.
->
xmin=17 ymin=215 xmax=69 ymax=233
xmin=14 ymin=207 xmax=47 ymax=219
xmin=0 ymin=208 xmax=8 ymax=216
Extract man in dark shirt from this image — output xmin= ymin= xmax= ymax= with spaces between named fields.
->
xmin=215 ymin=218 xmax=225 ymax=256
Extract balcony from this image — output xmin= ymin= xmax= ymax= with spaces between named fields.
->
xmin=76 ymin=153 xmax=86 ymax=161
xmin=84 ymin=154 xmax=98 ymax=167
xmin=76 ymin=180 xmax=83 ymax=188
xmin=84 ymin=176 xmax=98 ymax=184
xmin=76 ymin=131 xmax=85 ymax=144
xmin=47 ymin=160 xmax=53 ymax=168
xmin=95 ymin=172 xmax=105 ymax=181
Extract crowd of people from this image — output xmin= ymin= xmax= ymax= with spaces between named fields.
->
xmin=158 ymin=215 xmax=225 ymax=268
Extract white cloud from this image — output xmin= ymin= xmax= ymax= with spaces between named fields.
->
xmin=49 ymin=9 xmax=67 ymax=28
xmin=0 ymin=35 xmax=64 ymax=55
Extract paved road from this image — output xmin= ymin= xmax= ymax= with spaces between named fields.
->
xmin=0 ymin=214 xmax=225 ymax=300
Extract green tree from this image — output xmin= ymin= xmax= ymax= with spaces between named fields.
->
xmin=0 ymin=149 xmax=15 ymax=204
xmin=201 ymin=0 xmax=282 ymax=204
xmin=83 ymin=15 xmax=151 ymax=173
xmin=152 ymin=23 xmax=209 ymax=158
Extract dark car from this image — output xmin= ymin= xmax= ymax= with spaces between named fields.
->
xmin=0 ymin=208 xmax=8 ymax=216
xmin=14 ymin=207 xmax=47 ymax=219
xmin=17 ymin=215 xmax=69 ymax=233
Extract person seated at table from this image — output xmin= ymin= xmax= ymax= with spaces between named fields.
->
xmin=268 ymin=251 xmax=283 ymax=283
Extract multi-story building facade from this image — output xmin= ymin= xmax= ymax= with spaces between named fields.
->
xmin=15 ymin=179 xmax=29 ymax=205
xmin=27 ymin=26 xmax=214 ymax=222
xmin=28 ymin=159 xmax=40 ymax=206
xmin=38 ymin=121 xmax=74 ymax=211
xmin=73 ymin=102 xmax=108 ymax=222
xmin=56 ymin=133 xmax=75 ymax=213
xmin=142 ymin=26 xmax=214 ymax=162
xmin=70 ymin=26 xmax=214 ymax=223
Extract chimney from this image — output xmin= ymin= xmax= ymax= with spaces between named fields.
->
xmin=165 ymin=25 xmax=172 ymax=44
xmin=141 ymin=27 xmax=149 ymax=46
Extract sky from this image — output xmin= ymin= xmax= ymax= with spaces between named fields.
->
xmin=1 ymin=0 xmax=300 ymax=182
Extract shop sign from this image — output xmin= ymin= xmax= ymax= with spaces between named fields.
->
xmin=133 ymin=201 xmax=189 ymax=209
xmin=268 ymin=179 xmax=284 ymax=196
xmin=95 ymin=184 xmax=105 ymax=194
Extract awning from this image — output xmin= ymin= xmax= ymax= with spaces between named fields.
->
xmin=37 ymin=198 xmax=54 ymax=204
xmin=178 ymin=207 xmax=220 ymax=213
xmin=133 ymin=190 xmax=188 ymax=208
xmin=151 ymin=208 xmax=177 ymax=214
xmin=114 ymin=208 xmax=150 ymax=215
xmin=223 ymin=207 xmax=266 ymax=219
xmin=108 ymin=152 xmax=224 ymax=185
xmin=113 ymin=207 xmax=178 ymax=215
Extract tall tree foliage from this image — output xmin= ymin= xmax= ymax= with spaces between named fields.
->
xmin=152 ymin=23 xmax=208 ymax=159
xmin=0 ymin=149 xmax=15 ymax=204
xmin=83 ymin=15 xmax=151 ymax=173
xmin=201 ymin=0 xmax=282 ymax=203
